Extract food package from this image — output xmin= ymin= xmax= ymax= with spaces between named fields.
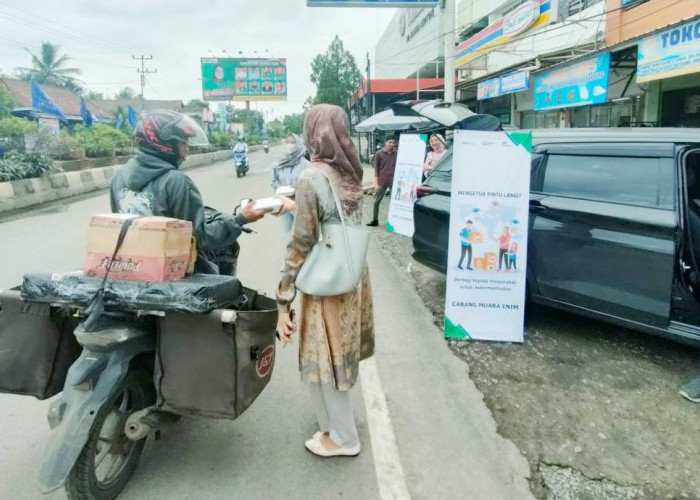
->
xmin=473 ymin=257 xmax=486 ymax=271
xmin=485 ymin=252 xmax=497 ymax=265
xmin=469 ymin=231 xmax=484 ymax=243
xmin=84 ymin=214 xmax=196 ymax=282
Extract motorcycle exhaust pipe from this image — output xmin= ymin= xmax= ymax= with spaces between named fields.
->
xmin=125 ymin=407 xmax=177 ymax=441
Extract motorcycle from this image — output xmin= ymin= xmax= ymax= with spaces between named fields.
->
xmin=232 ymin=150 xmax=249 ymax=178
xmin=263 ymin=141 xmax=269 ymax=154
xmin=0 ymin=222 xmax=277 ymax=500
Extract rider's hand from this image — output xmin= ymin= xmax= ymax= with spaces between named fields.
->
xmin=277 ymin=310 xmax=296 ymax=342
xmin=274 ymin=196 xmax=296 ymax=216
xmin=240 ymin=202 xmax=269 ymax=223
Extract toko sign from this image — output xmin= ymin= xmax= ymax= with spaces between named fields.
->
xmin=637 ymin=18 xmax=700 ymax=83
xmin=503 ymin=1 xmax=541 ymax=37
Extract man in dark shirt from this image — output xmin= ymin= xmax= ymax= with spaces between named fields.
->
xmin=367 ymin=137 xmax=397 ymax=227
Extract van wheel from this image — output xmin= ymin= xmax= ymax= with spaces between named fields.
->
xmin=65 ymin=370 xmax=155 ymax=500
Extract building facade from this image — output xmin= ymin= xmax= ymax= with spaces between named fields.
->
xmin=455 ymin=0 xmax=700 ymax=128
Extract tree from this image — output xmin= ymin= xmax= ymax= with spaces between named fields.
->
xmin=0 ymin=85 xmax=16 ymax=118
xmin=16 ymin=42 xmax=82 ymax=90
xmin=115 ymin=87 xmax=135 ymax=100
xmin=309 ymin=36 xmax=361 ymax=109
xmin=266 ymin=119 xmax=285 ymax=139
xmin=184 ymin=99 xmax=209 ymax=112
xmin=282 ymin=113 xmax=305 ymax=135
xmin=229 ymin=109 xmax=264 ymax=135
xmin=85 ymin=91 xmax=104 ymax=101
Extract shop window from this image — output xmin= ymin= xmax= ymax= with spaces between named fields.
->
xmin=567 ymin=0 xmax=602 ymax=16
xmin=521 ymin=111 xmax=536 ymax=129
xmin=573 ymin=107 xmax=589 ymax=128
xmin=590 ymin=106 xmax=610 ymax=127
xmin=541 ymin=155 xmax=671 ymax=208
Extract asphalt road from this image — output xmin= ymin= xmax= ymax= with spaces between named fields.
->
xmin=0 ymin=144 xmax=533 ymax=500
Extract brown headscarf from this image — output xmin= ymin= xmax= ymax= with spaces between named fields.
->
xmin=303 ymin=104 xmax=363 ymax=212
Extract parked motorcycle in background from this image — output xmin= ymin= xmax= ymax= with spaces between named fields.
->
xmin=263 ymin=140 xmax=269 ymax=154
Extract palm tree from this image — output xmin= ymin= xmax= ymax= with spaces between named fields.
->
xmin=16 ymin=42 xmax=82 ymax=90
xmin=85 ymin=91 xmax=104 ymax=100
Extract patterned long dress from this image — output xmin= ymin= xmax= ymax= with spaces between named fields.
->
xmin=277 ymin=163 xmax=374 ymax=391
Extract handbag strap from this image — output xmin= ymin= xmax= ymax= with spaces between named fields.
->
xmin=315 ymin=167 xmax=362 ymax=289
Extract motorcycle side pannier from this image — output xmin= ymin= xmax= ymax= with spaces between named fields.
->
xmin=155 ymin=290 xmax=277 ymax=419
xmin=0 ymin=290 xmax=81 ymax=399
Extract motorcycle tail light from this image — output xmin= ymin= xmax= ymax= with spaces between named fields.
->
xmin=416 ymin=185 xmax=437 ymax=198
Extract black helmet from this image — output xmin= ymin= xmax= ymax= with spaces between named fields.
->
xmin=133 ymin=110 xmax=209 ymax=166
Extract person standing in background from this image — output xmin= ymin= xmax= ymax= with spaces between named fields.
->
xmin=367 ymin=137 xmax=396 ymax=227
xmin=423 ymin=133 xmax=447 ymax=178
xmin=271 ymin=133 xmax=309 ymax=232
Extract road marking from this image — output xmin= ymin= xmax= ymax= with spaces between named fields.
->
xmin=360 ymin=357 xmax=411 ymax=500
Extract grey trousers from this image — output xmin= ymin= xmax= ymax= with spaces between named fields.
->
xmin=309 ymin=383 xmax=359 ymax=448
xmin=372 ymin=183 xmax=391 ymax=221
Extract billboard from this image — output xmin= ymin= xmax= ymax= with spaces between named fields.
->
xmin=533 ymin=52 xmax=610 ymax=111
xmin=307 ymin=0 xmax=437 ymax=6
xmin=201 ymin=58 xmax=287 ymax=101
xmin=637 ymin=18 xmax=700 ymax=83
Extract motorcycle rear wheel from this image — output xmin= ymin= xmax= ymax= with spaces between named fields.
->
xmin=65 ymin=369 xmax=155 ymax=500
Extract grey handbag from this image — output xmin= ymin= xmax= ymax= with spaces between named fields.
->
xmin=295 ymin=170 xmax=370 ymax=297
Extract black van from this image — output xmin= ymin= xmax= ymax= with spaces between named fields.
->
xmin=412 ymin=128 xmax=700 ymax=344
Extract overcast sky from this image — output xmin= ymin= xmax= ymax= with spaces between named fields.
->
xmin=0 ymin=0 xmax=396 ymax=118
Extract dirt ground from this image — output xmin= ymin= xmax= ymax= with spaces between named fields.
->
xmin=366 ymin=194 xmax=700 ymax=500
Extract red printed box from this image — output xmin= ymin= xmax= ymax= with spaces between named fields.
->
xmin=84 ymin=214 xmax=196 ymax=282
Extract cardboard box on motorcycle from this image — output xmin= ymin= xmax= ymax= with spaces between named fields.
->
xmin=84 ymin=214 xmax=196 ymax=282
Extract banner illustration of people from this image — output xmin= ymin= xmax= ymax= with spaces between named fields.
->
xmin=387 ymin=133 xmax=427 ymax=237
xmin=445 ymin=130 xmax=532 ymax=343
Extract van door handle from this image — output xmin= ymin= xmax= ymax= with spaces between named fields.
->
xmin=529 ymin=200 xmax=548 ymax=214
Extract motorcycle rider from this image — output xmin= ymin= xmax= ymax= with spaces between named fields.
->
xmin=109 ymin=110 xmax=268 ymax=274
xmin=233 ymin=137 xmax=249 ymax=156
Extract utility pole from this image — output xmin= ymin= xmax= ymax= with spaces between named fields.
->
xmin=133 ymin=55 xmax=156 ymax=110
xmin=443 ymin=0 xmax=456 ymax=103
xmin=366 ymin=51 xmax=372 ymax=162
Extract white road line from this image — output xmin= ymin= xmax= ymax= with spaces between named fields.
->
xmin=360 ymin=357 xmax=412 ymax=500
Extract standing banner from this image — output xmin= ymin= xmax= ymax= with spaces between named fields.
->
xmin=387 ymin=133 xmax=427 ymax=237
xmin=444 ymin=130 xmax=532 ymax=342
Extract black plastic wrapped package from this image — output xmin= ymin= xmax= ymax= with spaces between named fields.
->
xmin=21 ymin=272 xmax=244 ymax=314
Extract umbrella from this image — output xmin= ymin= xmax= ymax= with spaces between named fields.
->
xmin=355 ymin=108 xmax=435 ymax=132
xmin=391 ymin=100 xmax=479 ymax=128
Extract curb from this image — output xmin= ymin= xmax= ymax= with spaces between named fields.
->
xmin=0 ymin=149 xmax=233 ymax=215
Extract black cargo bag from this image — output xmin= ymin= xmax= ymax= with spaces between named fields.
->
xmin=155 ymin=290 xmax=277 ymax=419
xmin=0 ymin=290 xmax=81 ymax=399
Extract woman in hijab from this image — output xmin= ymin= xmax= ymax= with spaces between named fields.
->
xmin=276 ymin=104 xmax=374 ymax=458
xmin=271 ymin=133 xmax=309 ymax=231
xmin=423 ymin=133 xmax=447 ymax=177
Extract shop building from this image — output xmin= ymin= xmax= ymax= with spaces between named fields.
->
xmin=455 ymin=0 xmax=700 ymax=128
xmin=375 ymin=4 xmax=445 ymax=80
xmin=455 ymin=0 xmax=608 ymax=127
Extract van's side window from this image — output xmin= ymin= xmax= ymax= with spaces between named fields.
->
xmin=541 ymin=154 xmax=673 ymax=209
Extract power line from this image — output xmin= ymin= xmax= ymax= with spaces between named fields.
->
xmin=133 ymin=55 xmax=156 ymax=108
xmin=373 ymin=0 xmax=683 ymax=66
xmin=0 ymin=1 xmax=137 ymax=53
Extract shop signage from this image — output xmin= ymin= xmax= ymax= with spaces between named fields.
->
xmin=477 ymin=78 xmax=501 ymax=100
xmin=503 ymin=1 xmax=540 ymax=37
xmin=637 ymin=18 xmax=700 ymax=83
xmin=445 ymin=130 xmax=532 ymax=343
xmin=387 ymin=134 xmax=427 ymax=237
xmin=456 ymin=0 xmax=556 ymax=68
xmin=477 ymin=71 xmax=530 ymax=100
xmin=533 ymin=52 xmax=611 ymax=111
xmin=307 ymin=0 xmax=437 ymax=6
xmin=500 ymin=70 xmax=530 ymax=94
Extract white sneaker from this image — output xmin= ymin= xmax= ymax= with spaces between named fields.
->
xmin=305 ymin=437 xmax=361 ymax=457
